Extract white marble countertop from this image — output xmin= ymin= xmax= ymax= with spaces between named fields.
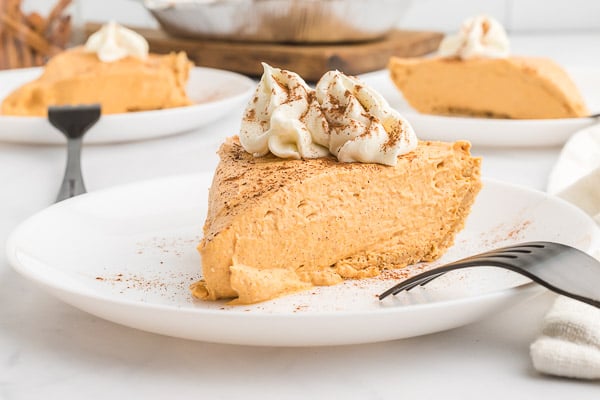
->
xmin=1 ymin=34 xmax=600 ymax=399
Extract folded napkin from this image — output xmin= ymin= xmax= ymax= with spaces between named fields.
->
xmin=530 ymin=122 xmax=600 ymax=380
xmin=531 ymin=295 xmax=600 ymax=379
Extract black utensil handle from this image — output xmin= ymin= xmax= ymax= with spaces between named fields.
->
xmin=50 ymin=104 xmax=101 ymax=202
xmin=56 ymin=137 xmax=86 ymax=202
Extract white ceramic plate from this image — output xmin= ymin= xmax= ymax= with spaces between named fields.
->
xmin=360 ymin=66 xmax=600 ymax=147
xmin=6 ymin=174 xmax=600 ymax=346
xmin=0 ymin=66 xmax=254 ymax=144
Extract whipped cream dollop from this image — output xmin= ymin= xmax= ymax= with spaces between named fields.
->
xmin=85 ymin=21 xmax=149 ymax=62
xmin=438 ymin=15 xmax=510 ymax=59
xmin=240 ymin=64 xmax=417 ymax=166
xmin=315 ymin=71 xmax=417 ymax=165
xmin=240 ymin=63 xmax=330 ymax=159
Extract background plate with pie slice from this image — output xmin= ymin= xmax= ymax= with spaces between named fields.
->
xmin=0 ymin=66 xmax=255 ymax=144
xmin=360 ymin=66 xmax=600 ymax=147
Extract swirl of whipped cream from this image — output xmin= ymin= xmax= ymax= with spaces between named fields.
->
xmin=315 ymin=71 xmax=418 ymax=166
xmin=85 ymin=21 xmax=149 ymax=63
xmin=438 ymin=15 xmax=510 ymax=59
xmin=240 ymin=63 xmax=330 ymax=159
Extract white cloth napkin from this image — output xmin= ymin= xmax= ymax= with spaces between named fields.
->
xmin=530 ymin=122 xmax=600 ymax=379
xmin=531 ymin=296 xmax=600 ymax=379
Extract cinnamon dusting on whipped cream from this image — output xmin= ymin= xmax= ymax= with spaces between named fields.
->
xmin=240 ymin=63 xmax=417 ymax=166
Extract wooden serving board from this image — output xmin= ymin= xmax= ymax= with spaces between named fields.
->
xmin=86 ymin=24 xmax=443 ymax=81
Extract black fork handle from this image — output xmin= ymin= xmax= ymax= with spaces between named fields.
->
xmin=48 ymin=104 xmax=101 ymax=203
xmin=56 ymin=137 xmax=86 ymax=202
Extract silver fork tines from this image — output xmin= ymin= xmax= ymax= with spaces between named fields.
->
xmin=378 ymin=242 xmax=600 ymax=309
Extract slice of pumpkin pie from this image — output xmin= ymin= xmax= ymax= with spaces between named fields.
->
xmin=1 ymin=22 xmax=192 ymax=116
xmin=192 ymin=64 xmax=482 ymax=304
xmin=388 ymin=16 xmax=588 ymax=119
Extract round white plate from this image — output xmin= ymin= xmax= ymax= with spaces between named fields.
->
xmin=6 ymin=174 xmax=600 ymax=346
xmin=0 ymin=66 xmax=255 ymax=144
xmin=360 ymin=66 xmax=600 ymax=147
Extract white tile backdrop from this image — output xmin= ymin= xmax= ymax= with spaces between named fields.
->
xmin=398 ymin=0 xmax=509 ymax=32
xmin=27 ymin=0 xmax=600 ymax=32
xmin=509 ymin=0 xmax=600 ymax=32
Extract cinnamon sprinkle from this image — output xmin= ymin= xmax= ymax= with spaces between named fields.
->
xmin=382 ymin=120 xmax=403 ymax=151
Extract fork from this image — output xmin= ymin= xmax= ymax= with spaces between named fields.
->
xmin=378 ymin=242 xmax=600 ymax=308
xmin=49 ymin=104 xmax=101 ymax=203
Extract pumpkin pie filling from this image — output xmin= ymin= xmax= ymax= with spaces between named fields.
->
xmin=193 ymin=137 xmax=481 ymax=304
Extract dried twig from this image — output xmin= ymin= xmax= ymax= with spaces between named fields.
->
xmin=43 ymin=0 xmax=72 ymax=34
xmin=1 ymin=0 xmax=72 ymax=69
xmin=1 ymin=14 xmax=62 ymax=56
